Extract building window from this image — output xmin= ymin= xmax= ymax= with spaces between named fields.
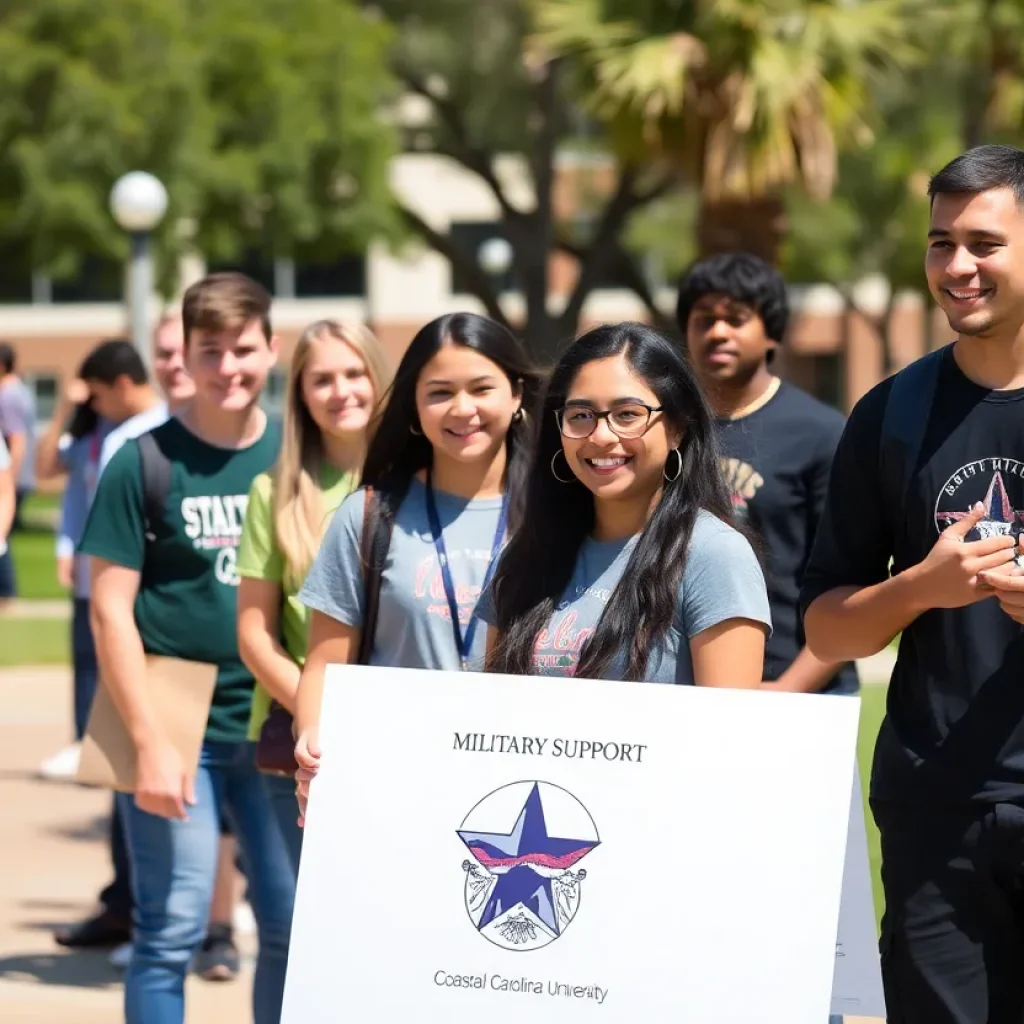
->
xmin=814 ymin=353 xmax=844 ymax=411
xmin=206 ymin=248 xmax=276 ymax=295
xmin=294 ymin=252 xmax=366 ymax=298
xmin=51 ymin=253 xmax=123 ymax=303
xmin=24 ymin=372 xmax=59 ymax=427
xmin=260 ymin=367 xmax=288 ymax=421
xmin=0 ymin=240 xmax=37 ymax=304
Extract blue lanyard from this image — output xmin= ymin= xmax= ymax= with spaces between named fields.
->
xmin=424 ymin=471 xmax=509 ymax=669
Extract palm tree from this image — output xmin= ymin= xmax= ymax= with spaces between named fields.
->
xmin=530 ymin=0 xmax=920 ymax=264
xmin=954 ymin=0 xmax=1024 ymax=148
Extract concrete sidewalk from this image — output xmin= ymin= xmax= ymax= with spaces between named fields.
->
xmin=0 ymin=666 xmax=255 ymax=1022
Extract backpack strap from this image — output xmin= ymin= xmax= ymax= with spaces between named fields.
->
xmin=137 ymin=431 xmax=173 ymax=547
xmin=357 ymin=486 xmax=394 ymax=665
xmin=878 ymin=344 xmax=947 ymax=565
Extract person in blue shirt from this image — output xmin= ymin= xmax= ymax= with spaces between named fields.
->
xmin=36 ymin=371 xmax=112 ymax=770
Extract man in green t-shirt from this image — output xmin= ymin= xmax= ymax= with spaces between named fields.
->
xmin=79 ymin=271 xmax=295 ymax=1024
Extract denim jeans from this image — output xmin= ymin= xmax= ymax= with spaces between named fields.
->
xmin=0 ymin=488 xmax=27 ymax=598
xmin=71 ymin=597 xmax=99 ymax=740
xmin=263 ymin=773 xmax=303 ymax=878
xmin=119 ymin=740 xmax=296 ymax=1024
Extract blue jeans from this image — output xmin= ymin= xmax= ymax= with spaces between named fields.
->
xmin=263 ymin=773 xmax=303 ymax=878
xmin=72 ymin=597 xmax=99 ymax=740
xmin=0 ymin=488 xmax=28 ymax=598
xmin=119 ymin=741 xmax=296 ymax=1024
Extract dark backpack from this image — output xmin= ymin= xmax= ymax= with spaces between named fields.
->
xmin=878 ymin=343 xmax=947 ymax=567
xmin=136 ymin=431 xmax=173 ymax=548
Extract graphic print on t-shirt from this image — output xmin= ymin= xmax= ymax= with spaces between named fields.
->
xmin=414 ymin=548 xmax=496 ymax=626
xmin=934 ymin=458 xmax=1024 ymax=542
xmin=181 ymin=494 xmax=250 ymax=586
xmin=534 ymin=582 xmax=615 ymax=673
xmin=721 ymin=456 xmax=765 ymax=518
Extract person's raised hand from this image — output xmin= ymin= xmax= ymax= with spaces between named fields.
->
xmin=978 ymin=534 xmax=1024 ymax=622
xmin=911 ymin=502 xmax=1016 ymax=609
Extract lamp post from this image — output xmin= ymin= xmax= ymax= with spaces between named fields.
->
xmin=109 ymin=171 xmax=169 ymax=372
xmin=477 ymin=236 xmax=514 ymax=282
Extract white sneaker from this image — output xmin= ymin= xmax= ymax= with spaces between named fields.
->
xmin=109 ymin=941 xmax=132 ymax=970
xmin=232 ymin=902 xmax=256 ymax=935
xmin=38 ymin=743 xmax=82 ymax=780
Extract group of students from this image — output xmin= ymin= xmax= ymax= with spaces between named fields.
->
xmin=48 ymin=140 xmax=1024 ymax=1024
xmin=50 ymin=245 xmax=848 ymax=1024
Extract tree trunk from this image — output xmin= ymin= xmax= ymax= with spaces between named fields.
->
xmin=696 ymin=195 xmax=788 ymax=265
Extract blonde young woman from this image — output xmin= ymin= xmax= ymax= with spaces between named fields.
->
xmin=237 ymin=319 xmax=392 ymax=868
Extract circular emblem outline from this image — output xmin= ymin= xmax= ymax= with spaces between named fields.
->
xmin=456 ymin=779 xmax=600 ymax=952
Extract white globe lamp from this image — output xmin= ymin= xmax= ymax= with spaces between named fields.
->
xmin=110 ymin=171 xmax=169 ymax=233
xmin=478 ymin=236 xmax=513 ymax=277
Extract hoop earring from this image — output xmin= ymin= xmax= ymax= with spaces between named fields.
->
xmin=663 ymin=448 xmax=682 ymax=482
xmin=550 ymin=450 xmax=575 ymax=484
xmin=512 ymin=408 xmax=523 ymax=423
xmin=409 ymin=423 xmax=422 ymax=436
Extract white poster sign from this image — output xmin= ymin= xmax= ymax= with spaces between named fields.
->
xmin=282 ymin=667 xmax=861 ymax=1024
xmin=831 ymin=767 xmax=886 ymax=1019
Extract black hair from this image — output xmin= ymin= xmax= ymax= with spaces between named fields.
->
xmin=360 ymin=312 xmax=543 ymax=534
xmin=674 ymin=252 xmax=789 ymax=358
xmin=64 ymin=399 xmax=98 ymax=441
xmin=929 ymin=144 xmax=1024 ymax=206
xmin=0 ymin=342 xmax=14 ymax=374
xmin=487 ymin=321 xmax=736 ymax=680
xmin=79 ymin=338 xmax=148 ymax=387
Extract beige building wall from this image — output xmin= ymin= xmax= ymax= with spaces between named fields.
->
xmin=1 ymin=152 xmax=946 ymax=437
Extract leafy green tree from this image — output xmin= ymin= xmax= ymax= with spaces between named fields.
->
xmin=371 ymin=0 xmax=679 ymax=356
xmin=530 ymin=0 xmax=922 ymax=265
xmin=0 ymin=0 xmax=400 ymax=288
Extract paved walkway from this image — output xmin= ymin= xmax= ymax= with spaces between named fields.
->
xmin=0 ymin=666 xmax=255 ymax=1022
xmin=0 ymin=663 xmax=886 ymax=1022
xmin=0 ymin=599 xmax=71 ymax=619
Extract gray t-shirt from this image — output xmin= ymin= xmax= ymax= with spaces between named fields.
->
xmin=0 ymin=377 xmax=36 ymax=490
xmin=298 ymin=478 xmax=506 ymax=671
xmin=479 ymin=510 xmax=771 ymax=683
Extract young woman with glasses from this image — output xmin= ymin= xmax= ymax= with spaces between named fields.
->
xmin=481 ymin=321 xmax=771 ymax=685
xmin=291 ymin=312 xmax=543 ymax=823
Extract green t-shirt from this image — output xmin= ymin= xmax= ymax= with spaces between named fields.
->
xmin=236 ymin=464 xmax=356 ymax=740
xmin=78 ymin=417 xmax=281 ymax=742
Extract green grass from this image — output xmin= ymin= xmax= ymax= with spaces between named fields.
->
xmin=857 ymin=685 xmax=886 ymax=928
xmin=9 ymin=493 xmax=64 ymax=600
xmin=0 ymin=616 xmax=69 ymax=666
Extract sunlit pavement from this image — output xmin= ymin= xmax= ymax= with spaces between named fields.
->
xmin=0 ymin=667 xmax=255 ymax=1022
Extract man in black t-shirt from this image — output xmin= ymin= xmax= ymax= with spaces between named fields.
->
xmin=678 ymin=251 xmax=858 ymax=696
xmin=802 ymin=145 xmax=1024 ymax=1024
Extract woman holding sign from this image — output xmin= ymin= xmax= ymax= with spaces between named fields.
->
xmin=482 ymin=321 xmax=771 ymax=684
xmin=292 ymin=312 xmax=542 ymax=822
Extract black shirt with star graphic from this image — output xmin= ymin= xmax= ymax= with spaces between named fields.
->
xmin=802 ymin=345 xmax=1024 ymax=805
xmin=715 ymin=380 xmax=859 ymax=694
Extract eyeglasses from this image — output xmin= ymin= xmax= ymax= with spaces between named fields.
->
xmin=555 ymin=403 xmax=664 ymax=439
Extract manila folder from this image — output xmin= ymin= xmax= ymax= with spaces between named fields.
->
xmin=77 ymin=656 xmax=218 ymax=793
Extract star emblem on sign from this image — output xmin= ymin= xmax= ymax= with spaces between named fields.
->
xmin=457 ymin=782 xmax=598 ymax=937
